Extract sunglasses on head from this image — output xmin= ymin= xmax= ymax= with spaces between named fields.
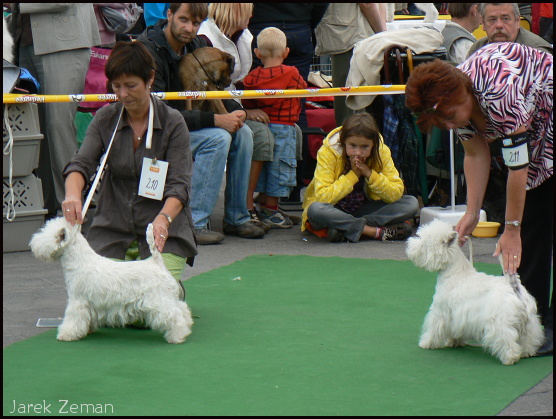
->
xmin=411 ymin=102 xmax=439 ymax=118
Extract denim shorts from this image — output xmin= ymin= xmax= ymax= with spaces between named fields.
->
xmin=246 ymin=120 xmax=274 ymax=161
xmin=256 ymin=123 xmax=297 ymax=197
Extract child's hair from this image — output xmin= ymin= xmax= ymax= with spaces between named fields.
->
xmin=339 ymin=113 xmax=383 ymax=175
xmin=256 ymin=27 xmax=287 ymax=59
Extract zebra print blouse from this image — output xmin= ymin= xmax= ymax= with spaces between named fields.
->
xmin=455 ymin=42 xmax=553 ymax=190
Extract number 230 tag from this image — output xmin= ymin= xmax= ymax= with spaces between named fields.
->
xmin=138 ymin=157 xmax=168 ymax=200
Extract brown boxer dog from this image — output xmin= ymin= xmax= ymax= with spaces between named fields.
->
xmin=178 ymin=47 xmax=235 ymax=114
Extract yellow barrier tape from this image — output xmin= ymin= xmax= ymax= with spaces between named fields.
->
xmin=3 ymin=85 xmax=406 ymax=104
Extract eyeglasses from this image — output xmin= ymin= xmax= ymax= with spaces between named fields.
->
xmin=411 ymin=102 xmax=439 ymax=119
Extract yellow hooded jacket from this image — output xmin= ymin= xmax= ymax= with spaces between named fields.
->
xmin=301 ymin=126 xmax=405 ymax=231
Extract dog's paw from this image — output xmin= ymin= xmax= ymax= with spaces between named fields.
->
xmin=165 ymin=335 xmax=187 ymax=344
xmin=164 ymin=327 xmax=191 ymax=344
xmin=419 ymin=337 xmax=445 ymax=349
xmin=419 ymin=340 xmax=433 ymax=349
xmin=56 ymin=333 xmax=81 ymax=342
xmin=446 ymin=338 xmax=466 ymax=347
xmin=500 ymin=355 xmax=520 ymax=366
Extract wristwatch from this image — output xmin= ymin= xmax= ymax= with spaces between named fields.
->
xmin=158 ymin=212 xmax=173 ymax=224
xmin=505 ymin=221 xmax=521 ymax=227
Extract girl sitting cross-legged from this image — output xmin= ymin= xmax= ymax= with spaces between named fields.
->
xmin=302 ymin=113 xmax=419 ymax=242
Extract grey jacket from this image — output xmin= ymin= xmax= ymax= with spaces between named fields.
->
xmin=315 ymin=3 xmax=375 ymax=55
xmin=19 ymin=3 xmax=100 ymax=55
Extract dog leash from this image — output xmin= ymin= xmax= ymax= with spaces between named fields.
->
xmin=81 ymin=105 xmax=124 ymax=220
xmin=465 ymin=236 xmax=474 ymax=266
xmin=189 ymin=50 xmax=225 ymax=90
xmin=81 ymin=97 xmax=154 ymax=220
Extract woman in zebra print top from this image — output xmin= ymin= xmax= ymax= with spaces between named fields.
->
xmin=405 ymin=42 xmax=553 ymax=354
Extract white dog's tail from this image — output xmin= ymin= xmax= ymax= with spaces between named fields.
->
xmin=146 ymin=223 xmax=165 ymax=266
xmin=498 ymin=254 xmax=524 ymax=298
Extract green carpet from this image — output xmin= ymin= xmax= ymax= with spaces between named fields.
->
xmin=3 ymin=255 xmax=552 ymax=416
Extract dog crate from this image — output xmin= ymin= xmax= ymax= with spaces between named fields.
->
xmin=3 ymin=102 xmax=44 ymax=178
xmin=3 ymin=174 xmax=46 ymax=214
xmin=3 ymin=103 xmax=42 ymax=139
xmin=3 ymin=209 xmax=47 ymax=252
xmin=3 ymin=137 xmax=42 ymax=177
xmin=3 ymin=174 xmax=48 ymax=252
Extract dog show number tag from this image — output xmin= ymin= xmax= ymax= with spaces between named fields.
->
xmin=138 ymin=158 xmax=168 ymax=201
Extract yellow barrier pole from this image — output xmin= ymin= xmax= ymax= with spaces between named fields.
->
xmin=3 ymin=85 xmax=406 ymax=104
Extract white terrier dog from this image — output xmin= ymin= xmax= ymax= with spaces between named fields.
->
xmin=406 ymin=219 xmax=544 ymax=365
xmin=30 ymin=217 xmax=193 ymax=344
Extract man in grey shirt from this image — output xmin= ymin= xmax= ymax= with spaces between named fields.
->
xmin=467 ymin=3 xmax=552 ymax=57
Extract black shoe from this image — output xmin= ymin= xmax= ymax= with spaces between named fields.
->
xmin=194 ymin=228 xmax=225 ymax=245
xmin=536 ymin=328 xmax=553 ymax=356
xmin=326 ymin=228 xmax=344 ymax=242
xmin=223 ymin=221 xmax=265 ymax=238
xmin=381 ymin=221 xmax=413 ymax=241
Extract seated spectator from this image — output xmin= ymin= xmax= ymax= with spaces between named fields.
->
xmin=442 ymin=3 xmax=482 ymax=64
xmin=62 ymin=41 xmax=196 ymax=292
xmin=197 ymin=3 xmax=278 ymax=232
xmin=137 ymin=3 xmax=266 ymax=245
xmin=302 ymin=113 xmax=419 ymax=242
xmin=242 ymin=27 xmax=308 ymax=229
xmin=467 ymin=3 xmax=552 ymax=56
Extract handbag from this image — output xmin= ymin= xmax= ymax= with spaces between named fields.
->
xmin=99 ymin=3 xmax=143 ymax=34
xmin=78 ymin=46 xmax=112 ymax=114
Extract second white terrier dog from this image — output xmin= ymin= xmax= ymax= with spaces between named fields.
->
xmin=30 ymin=217 xmax=193 ymax=344
xmin=406 ymin=219 xmax=544 ymax=365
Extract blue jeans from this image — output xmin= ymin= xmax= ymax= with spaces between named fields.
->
xmin=189 ymin=125 xmax=253 ymax=229
xmin=256 ymin=124 xmax=297 ymax=197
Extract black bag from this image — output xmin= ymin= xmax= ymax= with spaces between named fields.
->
xmin=100 ymin=4 xmax=143 ymax=34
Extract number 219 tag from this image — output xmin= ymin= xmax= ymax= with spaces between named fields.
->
xmin=138 ymin=157 xmax=168 ymax=200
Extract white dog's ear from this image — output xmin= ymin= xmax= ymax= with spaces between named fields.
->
xmin=443 ymin=231 xmax=458 ymax=247
xmin=56 ymin=226 xmax=69 ymax=246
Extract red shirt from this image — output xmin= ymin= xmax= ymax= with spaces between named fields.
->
xmin=242 ymin=65 xmax=308 ymax=125
xmin=540 ymin=3 xmax=553 ymax=18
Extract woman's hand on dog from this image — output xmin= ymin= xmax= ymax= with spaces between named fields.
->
xmin=62 ymin=172 xmax=86 ymax=226
xmin=62 ymin=195 xmax=83 ymax=226
xmin=493 ymin=230 xmax=522 ymax=276
xmin=152 ymin=217 xmax=170 ymax=253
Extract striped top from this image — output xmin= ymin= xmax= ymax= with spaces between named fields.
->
xmin=455 ymin=42 xmax=553 ymax=190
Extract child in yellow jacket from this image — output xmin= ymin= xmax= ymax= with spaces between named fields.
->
xmin=302 ymin=113 xmax=419 ymax=242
